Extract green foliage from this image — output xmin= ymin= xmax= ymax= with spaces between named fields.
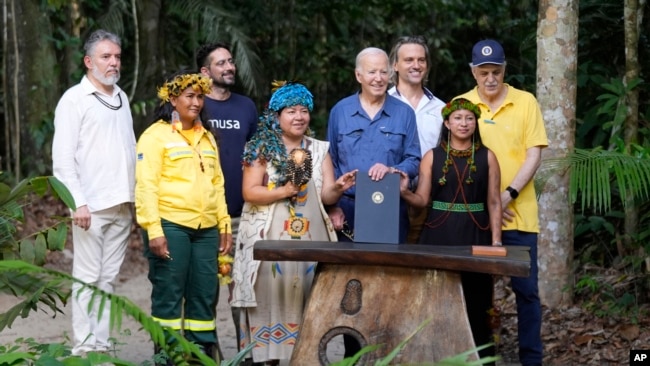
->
xmin=0 ymin=172 xmax=252 ymax=365
xmin=0 ymin=331 xmax=258 ymax=365
xmin=576 ymin=0 xmax=650 ymax=150
xmin=433 ymin=344 xmax=499 ymax=366
xmin=540 ymin=147 xmax=650 ymax=213
xmin=563 ymin=5 xmax=650 ymax=281
xmin=0 ymin=337 xmax=135 ymax=365
xmin=330 ymin=318 xmax=498 ymax=366
xmin=0 ymin=176 xmax=75 ymax=264
xmin=167 ymin=1 xmax=264 ymax=98
xmin=574 ymin=270 xmax=648 ymax=323
xmin=0 ymin=261 xmax=225 ymax=365
xmin=577 ymin=71 xmax=648 ymax=150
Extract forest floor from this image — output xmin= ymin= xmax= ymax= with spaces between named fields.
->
xmin=2 ymin=195 xmax=649 ymax=365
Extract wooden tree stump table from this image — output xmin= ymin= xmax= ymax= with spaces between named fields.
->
xmin=254 ymin=241 xmax=530 ymax=365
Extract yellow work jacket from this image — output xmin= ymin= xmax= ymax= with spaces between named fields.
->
xmin=135 ymin=120 xmax=231 ymax=239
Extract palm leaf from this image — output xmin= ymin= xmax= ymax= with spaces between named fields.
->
xmin=220 ymin=341 xmax=256 ymax=366
xmin=95 ymin=0 xmax=130 ymax=37
xmin=374 ymin=318 xmax=432 ymax=366
xmin=539 ymin=147 xmax=650 ymax=212
xmin=330 ymin=344 xmax=381 ymax=366
xmin=434 ymin=343 xmax=499 ymax=365
xmin=46 ymin=176 xmax=76 ymax=210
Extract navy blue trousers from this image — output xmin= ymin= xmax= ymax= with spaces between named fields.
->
xmin=503 ymin=230 xmax=543 ymax=366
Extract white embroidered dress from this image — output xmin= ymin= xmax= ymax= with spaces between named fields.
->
xmin=230 ymin=137 xmax=337 ymax=361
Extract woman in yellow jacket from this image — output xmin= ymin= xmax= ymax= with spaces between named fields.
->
xmin=135 ymin=71 xmax=232 ymax=362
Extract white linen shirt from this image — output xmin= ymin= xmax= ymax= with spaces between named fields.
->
xmin=52 ymin=75 xmax=136 ymax=212
xmin=388 ymin=86 xmax=445 ymax=156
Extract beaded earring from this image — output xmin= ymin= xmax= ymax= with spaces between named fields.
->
xmin=171 ymin=110 xmax=182 ymax=132
xmin=438 ymin=130 xmax=451 ymax=186
xmin=465 ymin=134 xmax=476 ymax=184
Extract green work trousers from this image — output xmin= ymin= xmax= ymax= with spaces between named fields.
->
xmin=143 ymin=219 xmax=219 ymax=345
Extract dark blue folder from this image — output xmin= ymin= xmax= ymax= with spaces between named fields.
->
xmin=353 ymin=173 xmax=400 ymax=244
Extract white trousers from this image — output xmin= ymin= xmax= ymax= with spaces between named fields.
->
xmin=71 ymin=203 xmax=132 ymax=355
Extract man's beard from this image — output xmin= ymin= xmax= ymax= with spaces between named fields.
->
xmin=92 ymin=67 xmax=120 ymax=86
xmin=212 ymin=73 xmax=235 ymax=88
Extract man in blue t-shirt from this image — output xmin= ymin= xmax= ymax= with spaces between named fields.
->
xmin=197 ymin=42 xmax=258 ymax=353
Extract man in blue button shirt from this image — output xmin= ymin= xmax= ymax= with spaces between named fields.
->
xmin=326 ymin=47 xmax=421 ymax=244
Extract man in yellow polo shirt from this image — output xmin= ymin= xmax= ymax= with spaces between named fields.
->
xmin=457 ymin=39 xmax=548 ymax=366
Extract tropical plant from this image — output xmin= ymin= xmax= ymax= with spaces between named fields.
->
xmin=539 ymin=147 xmax=650 ymax=214
xmin=0 ymin=173 xmax=227 ymax=365
xmin=0 ymin=260 xmax=245 ymax=365
xmin=0 ymin=175 xmax=75 ymax=263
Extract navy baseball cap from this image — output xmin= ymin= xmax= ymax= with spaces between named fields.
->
xmin=471 ymin=40 xmax=506 ymax=66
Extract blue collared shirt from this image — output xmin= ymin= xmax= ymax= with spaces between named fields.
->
xmin=327 ymin=92 xmax=421 ymax=197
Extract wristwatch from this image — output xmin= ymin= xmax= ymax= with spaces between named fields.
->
xmin=506 ymin=186 xmax=519 ymax=199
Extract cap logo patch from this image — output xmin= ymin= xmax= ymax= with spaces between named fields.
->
xmin=481 ymin=46 xmax=493 ymax=57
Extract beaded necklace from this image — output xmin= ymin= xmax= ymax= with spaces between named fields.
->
xmin=438 ymin=140 xmax=480 ymax=186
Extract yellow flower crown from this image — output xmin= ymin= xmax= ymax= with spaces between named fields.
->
xmin=157 ymin=73 xmax=212 ymax=103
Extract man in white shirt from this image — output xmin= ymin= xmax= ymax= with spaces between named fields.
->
xmin=388 ymin=35 xmax=445 ymax=243
xmin=52 ymin=29 xmax=136 ymax=356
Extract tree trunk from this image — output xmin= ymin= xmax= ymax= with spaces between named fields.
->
xmin=622 ymin=0 xmax=641 ymax=252
xmin=623 ymin=0 xmax=649 ymax=270
xmin=536 ymin=0 xmax=578 ymax=307
xmin=4 ymin=0 xmax=59 ymax=180
xmin=133 ymin=0 xmax=163 ymax=137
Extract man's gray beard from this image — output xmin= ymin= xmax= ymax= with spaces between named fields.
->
xmin=92 ymin=67 xmax=120 ymax=86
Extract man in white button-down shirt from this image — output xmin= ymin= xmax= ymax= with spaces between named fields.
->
xmin=388 ymin=35 xmax=446 ymax=243
xmin=52 ymin=29 xmax=136 ymax=356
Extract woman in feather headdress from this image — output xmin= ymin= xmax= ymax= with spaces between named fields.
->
xmin=231 ymin=81 xmax=356 ymax=365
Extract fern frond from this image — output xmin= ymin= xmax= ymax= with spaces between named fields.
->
xmin=539 ymin=148 xmax=650 ymax=213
